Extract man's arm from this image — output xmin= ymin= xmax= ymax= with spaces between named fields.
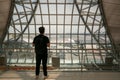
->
xmin=46 ymin=37 xmax=50 ymax=47
xmin=33 ymin=37 xmax=36 ymax=47
xmin=47 ymin=43 xmax=50 ymax=47
xmin=32 ymin=43 xmax=35 ymax=47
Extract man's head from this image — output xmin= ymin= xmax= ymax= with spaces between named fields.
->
xmin=39 ymin=26 xmax=45 ymax=34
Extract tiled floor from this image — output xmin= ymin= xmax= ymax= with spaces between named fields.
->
xmin=0 ymin=70 xmax=120 ymax=80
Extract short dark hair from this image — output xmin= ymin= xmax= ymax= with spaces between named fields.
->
xmin=39 ymin=26 xmax=45 ymax=34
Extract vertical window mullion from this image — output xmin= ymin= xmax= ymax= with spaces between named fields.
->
xmin=63 ymin=0 xmax=66 ymax=64
xmin=70 ymin=1 xmax=74 ymax=65
xmin=38 ymin=0 xmax=43 ymax=25
xmin=47 ymin=0 xmax=51 ymax=65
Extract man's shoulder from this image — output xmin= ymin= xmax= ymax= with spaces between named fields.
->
xmin=44 ymin=35 xmax=48 ymax=38
xmin=34 ymin=34 xmax=48 ymax=39
xmin=34 ymin=35 xmax=39 ymax=38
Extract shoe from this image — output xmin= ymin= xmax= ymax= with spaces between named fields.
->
xmin=44 ymin=75 xmax=48 ymax=79
xmin=35 ymin=75 xmax=39 ymax=80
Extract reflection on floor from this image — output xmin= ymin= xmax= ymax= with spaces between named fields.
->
xmin=0 ymin=70 xmax=120 ymax=80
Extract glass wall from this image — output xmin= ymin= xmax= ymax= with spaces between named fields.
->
xmin=3 ymin=0 xmax=113 ymax=68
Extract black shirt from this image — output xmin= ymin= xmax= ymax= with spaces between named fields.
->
xmin=33 ymin=34 xmax=50 ymax=54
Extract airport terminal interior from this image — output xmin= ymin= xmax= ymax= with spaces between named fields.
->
xmin=0 ymin=0 xmax=120 ymax=80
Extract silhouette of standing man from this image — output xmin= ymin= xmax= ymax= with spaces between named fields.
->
xmin=33 ymin=26 xmax=50 ymax=79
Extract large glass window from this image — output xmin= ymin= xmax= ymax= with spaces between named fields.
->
xmin=3 ymin=0 xmax=113 ymax=69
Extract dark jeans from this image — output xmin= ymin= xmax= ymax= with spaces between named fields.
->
xmin=35 ymin=54 xmax=48 ymax=76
